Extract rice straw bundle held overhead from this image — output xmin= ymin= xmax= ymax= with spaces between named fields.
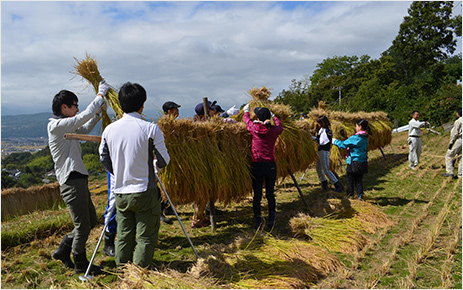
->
xmin=73 ymin=53 xmax=123 ymax=128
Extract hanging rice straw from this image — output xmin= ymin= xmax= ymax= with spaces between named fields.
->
xmin=73 ymin=53 xmax=123 ymax=128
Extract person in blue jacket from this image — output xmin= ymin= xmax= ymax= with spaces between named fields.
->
xmin=332 ymin=119 xmax=371 ymax=200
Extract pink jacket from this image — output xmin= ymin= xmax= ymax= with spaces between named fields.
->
xmin=243 ymin=112 xmax=284 ymax=162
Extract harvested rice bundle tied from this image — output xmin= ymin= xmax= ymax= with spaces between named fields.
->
xmin=73 ymin=53 xmax=123 ymax=128
xmin=290 ymin=212 xmax=367 ymax=253
xmin=157 ymin=116 xmax=252 ymax=209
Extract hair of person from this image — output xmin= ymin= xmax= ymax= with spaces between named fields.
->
xmin=457 ymin=108 xmax=462 ymax=116
xmin=357 ymin=118 xmax=372 ymax=135
xmin=118 ymin=82 xmax=147 ymax=113
xmin=317 ymin=115 xmax=331 ymax=129
xmin=412 ymin=110 xmax=419 ymax=116
xmin=52 ymin=90 xmax=78 ymax=116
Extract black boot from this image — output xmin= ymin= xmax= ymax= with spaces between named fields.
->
xmin=161 ymin=213 xmax=173 ymax=224
xmin=103 ymin=232 xmax=116 ymax=257
xmin=321 ymin=180 xmax=328 ymax=190
xmin=52 ymin=235 xmax=74 ymax=268
xmin=334 ymin=181 xmax=344 ymax=192
xmin=268 ymin=211 xmax=276 ymax=229
xmin=73 ymin=252 xmax=103 ymax=275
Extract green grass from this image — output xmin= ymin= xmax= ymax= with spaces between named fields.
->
xmin=1 ymin=130 xmax=461 ymax=288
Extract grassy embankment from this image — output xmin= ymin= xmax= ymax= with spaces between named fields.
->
xmin=1 ymin=130 xmax=461 ymax=288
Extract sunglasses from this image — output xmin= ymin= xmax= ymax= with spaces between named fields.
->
xmin=70 ymin=103 xmax=79 ymax=108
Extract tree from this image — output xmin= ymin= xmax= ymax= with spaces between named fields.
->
xmin=383 ymin=1 xmax=460 ymax=81
xmin=310 ymin=55 xmax=370 ymax=86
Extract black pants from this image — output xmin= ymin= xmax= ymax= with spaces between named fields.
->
xmin=251 ymin=162 xmax=277 ymax=217
xmin=346 ymin=164 xmax=365 ymax=198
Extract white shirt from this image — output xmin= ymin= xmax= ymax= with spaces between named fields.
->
xmin=318 ymin=128 xmax=330 ymax=146
xmin=47 ymin=95 xmax=104 ymax=184
xmin=408 ymin=118 xmax=426 ymax=137
xmin=99 ymin=112 xmax=170 ymax=194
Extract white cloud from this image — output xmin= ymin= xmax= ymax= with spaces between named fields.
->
xmin=3 ymin=1 xmax=457 ymax=118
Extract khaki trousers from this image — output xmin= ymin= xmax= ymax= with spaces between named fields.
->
xmin=115 ymin=187 xmax=161 ymax=268
xmin=446 ymin=138 xmax=462 ymax=176
xmin=60 ymin=178 xmax=98 ymax=255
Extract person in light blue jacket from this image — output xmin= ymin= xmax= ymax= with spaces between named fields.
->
xmin=332 ymin=119 xmax=371 ymax=200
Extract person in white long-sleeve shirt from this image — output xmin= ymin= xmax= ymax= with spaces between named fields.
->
xmin=442 ymin=108 xmax=462 ymax=178
xmin=99 ymin=82 xmax=170 ymax=268
xmin=48 ymin=81 xmax=109 ymax=275
xmin=408 ymin=111 xmax=429 ymax=170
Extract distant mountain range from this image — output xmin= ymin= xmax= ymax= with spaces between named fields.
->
xmin=1 ymin=112 xmax=103 ymax=139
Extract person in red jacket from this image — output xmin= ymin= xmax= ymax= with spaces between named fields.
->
xmin=243 ymin=103 xmax=283 ymax=230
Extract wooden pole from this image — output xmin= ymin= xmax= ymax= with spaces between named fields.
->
xmin=287 ymin=167 xmax=309 ymax=208
xmin=64 ymin=133 xmax=102 ymax=142
xmin=202 ymin=97 xmax=210 ymax=120
xmin=209 ymin=198 xmax=217 ymax=231
xmin=201 ymin=97 xmax=216 ymax=230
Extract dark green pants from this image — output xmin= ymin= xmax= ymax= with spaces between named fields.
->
xmin=115 ymin=187 xmax=161 ymax=268
xmin=60 ymin=178 xmax=97 ymax=255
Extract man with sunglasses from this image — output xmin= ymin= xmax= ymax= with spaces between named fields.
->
xmin=48 ymin=80 xmax=109 ymax=275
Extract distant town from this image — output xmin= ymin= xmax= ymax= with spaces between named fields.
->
xmin=1 ymin=137 xmax=49 ymax=157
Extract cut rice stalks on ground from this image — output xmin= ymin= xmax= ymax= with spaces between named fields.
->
xmin=290 ymin=213 xmax=367 ymax=253
xmin=112 ymin=233 xmax=342 ymax=289
xmin=289 ymin=199 xmax=394 ymax=253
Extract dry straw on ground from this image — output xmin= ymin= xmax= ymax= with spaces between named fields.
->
xmin=113 ymin=233 xmax=341 ymax=289
xmin=1 ymin=183 xmax=61 ymax=221
xmin=290 ymin=199 xmax=394 ymax=253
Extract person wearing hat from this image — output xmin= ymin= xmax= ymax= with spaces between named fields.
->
xmin=162 ymin=101 xmax=181 ymax=118
xmin=158 ymin=101 xmax=183 ymax=224
xmin=243 ymin=103 xmax=283 ymax=230
xmin=193 ymin=101 xmax=217 ymax=122
xmin=212 ymin=104 xmax=225 ymax=116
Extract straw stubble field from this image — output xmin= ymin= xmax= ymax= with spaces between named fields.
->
xmin=1 ymin=130 xmax=461 ymax=289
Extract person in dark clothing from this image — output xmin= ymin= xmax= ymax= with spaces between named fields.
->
xmin=243 ymin=103 xmax=283 ymax=230
xmin=332 ymin=119 xmax=370 ymax=200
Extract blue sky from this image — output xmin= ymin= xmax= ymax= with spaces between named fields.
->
xmin=1 ymin=1 xmax=461 ymax=118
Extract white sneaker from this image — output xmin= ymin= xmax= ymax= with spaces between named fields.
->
xmin=409 ymin=166 xmax=416 ymax=170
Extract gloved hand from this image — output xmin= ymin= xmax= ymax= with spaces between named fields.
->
xmin=98 ymin=79 xmax=110 ymax=97
xmin=227 ymin=105 xmax=240 ymax=116
xmin=449 ymin=143 xmax=454 ymax=150
xmin=243 ymin=103 xmax=250 ymax=113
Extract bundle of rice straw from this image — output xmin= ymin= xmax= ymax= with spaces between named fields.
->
xmin=304 ymin=101 xmax=393 ymax=171
xmin=328 ymin=198 xmax=395 ymax=234
xmin=73 ymin=53 xmax=123 ymax=128
xmin=156 ymin=116 xmax=252 ymax=207
xmin=290 ymin=212 xmax=367 ymax=253
xmin=188 ymin=233 xmax=342 ymax=288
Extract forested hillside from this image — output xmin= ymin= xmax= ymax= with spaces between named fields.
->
xmin=275 ymin=1 xmax=462 ymax=126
